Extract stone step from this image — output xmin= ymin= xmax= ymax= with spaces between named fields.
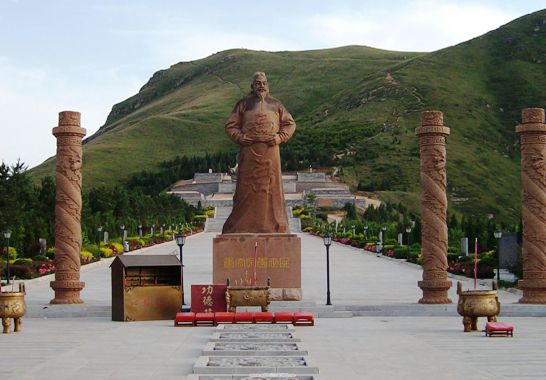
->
xmin=288 ymin=217 xmax=301 ymax=233
xmin=215 ymin=207 xmax=233 ymax=218
xmin=187 ymin=375 xmax=316 ymax=380
xmin=205 ymin=217 xmax=301 ymax=233
xmin=26 ymin=301 xmax=546 ymax=319
xmin=192 ymin=355 xmax=318 ymax=375
xmin=205 ymin=218 xmax=227 ymax=233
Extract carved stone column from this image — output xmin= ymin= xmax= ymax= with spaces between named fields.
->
xmin=416 ymin=111 xmax=452 ymax=304
xmin=517 ymin=108 xmax=546 ymax=304
xmin=50 ymin=111 xmax=86 ymax=304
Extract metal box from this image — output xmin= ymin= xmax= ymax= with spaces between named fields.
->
xmin=110 ymin=255 xmax=182 ymax=321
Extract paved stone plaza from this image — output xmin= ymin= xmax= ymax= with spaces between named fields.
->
xmin=2 ymin=232 xmax=546 ymax=379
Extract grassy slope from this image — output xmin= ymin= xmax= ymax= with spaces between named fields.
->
xmin=29 ymin=10 xmax=546 ymax=223
xmin=30 ymin=46 xmax=420 ymax=187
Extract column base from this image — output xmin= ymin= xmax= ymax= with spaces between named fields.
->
xmin=518 ymin=279 xmax=546 ymax=304
xmin=418 ymin=280 xmax=452 ymax=304
xmin=50 ymin=280 xmax=85 ymax=304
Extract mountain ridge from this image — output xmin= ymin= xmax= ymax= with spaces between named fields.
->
xmin=29 ymin=9 xmax=546 ymax=223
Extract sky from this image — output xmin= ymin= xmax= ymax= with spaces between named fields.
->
xmin=0 ymin=0 xmax=544 ymax=169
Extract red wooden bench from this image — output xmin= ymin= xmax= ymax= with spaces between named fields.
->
xmin=485 ymin=322 xmax=514 ymax=337
xmin=293 ymin=312 xmax=314 ymax=326
xmin=274 ymin=312 xmax=294 ymax=324
xmin=214 ymin=312 xmax=235 ymax=324
xmin=174 ymin=312 xmax=195 ymax=327
xmin=195 ymin=312 xmax=216 ymax=326
xmin=254 ymin=312 xmax=274 ymax=323
xmin=234 ymin=311 xmax=254 ymax=323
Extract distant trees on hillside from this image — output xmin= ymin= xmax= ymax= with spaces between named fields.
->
xmin=0 ymin=161 xmax=195 ymax=258
xmin=126 ymin=151 xmax=237 ymax=195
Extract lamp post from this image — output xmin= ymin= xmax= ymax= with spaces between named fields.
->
xmin=323 ymin=232 xmax=332 ymax=305
xmin=406 ymin=226 xmax=412 ymax=246
xmin=3 ymin=229 xmax=11 ymax=285
xmin=364 ymin=225 xmax=368 ymax=241
xmin=97 ymin=226 xmax=103 ymax=249
xmin=352 ymin=225 xmax=356 ymax=237
xmin=138 ymin=224 xmax=142 ymax=238
xmin=494 ymin=229 xmax=502 ymax=283
xmin=175 ymin=233 xmax=186 ymax=306
xmin=120 ymin=224 xmax=125 ymax=244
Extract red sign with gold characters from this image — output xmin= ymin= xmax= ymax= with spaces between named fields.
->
xmin=191 ymin=284 xmax=228 ymax=313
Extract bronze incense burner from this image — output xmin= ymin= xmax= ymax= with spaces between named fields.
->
xmin=1 ymin=283 xmax=27 ymax=333
xmin=456 ymin=281 xmax=500 ymax=332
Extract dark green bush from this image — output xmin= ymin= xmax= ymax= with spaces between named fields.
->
xmin=5 ymin=264 xmax=35 ymax=279
xmin=32 ymin=255 xmax=50 ymax=262
xmin=478 ymin=255 xmax=496 ymax=268
xmin=393 ymin=246 xmax=409 ymax=259
xmin=13 ymin=258 xmax=33 ymax=266
xmin=406 ymin=252 xmax=419 ymax=263
xmin=447 ymin=253 xmax=460 ymax=263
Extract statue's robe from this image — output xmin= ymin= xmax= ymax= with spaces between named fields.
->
xmin=222 ymin=94 xmax=296 ymax=234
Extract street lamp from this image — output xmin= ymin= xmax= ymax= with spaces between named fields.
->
xmin=120 ymin=224 xmax=125 ymax=243
xmin=3 ymin=229 xmax=11 ymax=285
xmin=352 ymin=225 xmax=356 ymax=237
xmin=175 ymin=233 xmax=186 ymax=305
xmin=364 ymin=225 xmax=368 ymax=241
xmin=323 ymin=232 xmax=332 ymax=306
xmin=138 ymin=224 xmax=142 ymax=238
xmin=97 ymin=226 xmax=103 ymax=249
xmin=405 ymin=226 xmax=412 ymax=246
xmin=381 ymin=226 xmax=387 ymax=243
xmin=494 ymin=229 xmax=502 ymax=283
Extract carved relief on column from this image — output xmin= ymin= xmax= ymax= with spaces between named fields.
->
xmin=517 ymin=108 xmax=546 ymax=304
xmin=415 ymin=111 xmax=452 ymax=304
xmin=50 ymin=111 xmax=86 ymax=304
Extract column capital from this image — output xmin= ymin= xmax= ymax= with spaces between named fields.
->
xmin=53 ymin=111 xmax=86 ymax=138
xmin=516 ymin=108 xmax=546 ymax=135
xmin=416 ymin=111 xmax=450 ymax=137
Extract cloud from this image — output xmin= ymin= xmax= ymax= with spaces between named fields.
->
xmin=113 ymin=24 xmax=300 ymax=66
xmin=308 ymin=0 xmax=515 ymax=51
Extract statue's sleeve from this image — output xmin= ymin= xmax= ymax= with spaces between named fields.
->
xmin=277 ymin=104 xmax=296 ymax=143
xmin=225 ymin=101 xmax=245 ymax=144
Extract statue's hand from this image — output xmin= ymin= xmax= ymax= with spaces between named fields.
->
xmin=239 ymin=134 xmax=254 ymax=146
xmin=267 ymin=134 xmax=282 ymax=146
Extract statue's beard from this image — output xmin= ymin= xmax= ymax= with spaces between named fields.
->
xmin=255 ymin=89 xmax=268 ymax=101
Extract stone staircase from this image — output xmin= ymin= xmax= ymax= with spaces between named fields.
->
xmin=205 ymin=206 xmax=301 ymax=233
xmin=189 ymin=324 xmax=318 ymax=379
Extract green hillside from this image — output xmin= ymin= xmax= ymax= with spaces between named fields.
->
xmin=30 ymin=9 xmax=546 ymax=223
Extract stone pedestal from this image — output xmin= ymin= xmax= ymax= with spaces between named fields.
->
xmin=415 ymin=111 xmax=452 ymax=304
xmin=50 ymin=111 xmax=86 ymax=304
xmin=516 ymin=108 xmax=546 ymax=304
xmin=213 ymin=233 xmax=302 ymax=300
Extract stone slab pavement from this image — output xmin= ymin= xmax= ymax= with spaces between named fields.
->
xmin=2 ymin=232 xmax=545 ymax=379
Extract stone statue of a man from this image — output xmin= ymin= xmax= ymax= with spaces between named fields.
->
xmin=222 ymin=72 xmax=296 ymax=234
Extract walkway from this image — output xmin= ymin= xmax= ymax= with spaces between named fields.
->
xmin=2 ymin=232 xmax=545 ymax=379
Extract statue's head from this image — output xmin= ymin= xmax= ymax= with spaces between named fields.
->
xmin=251 ymin=72 xmax=269 ymax=100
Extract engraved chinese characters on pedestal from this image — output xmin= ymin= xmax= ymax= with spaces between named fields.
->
xmin=415 ymin=111 xmax=452 ymax=304
xmin=517 ymin=108 xmax=546 ymax=304
xmin=50 ymin=111 xmax=86 ymax=304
